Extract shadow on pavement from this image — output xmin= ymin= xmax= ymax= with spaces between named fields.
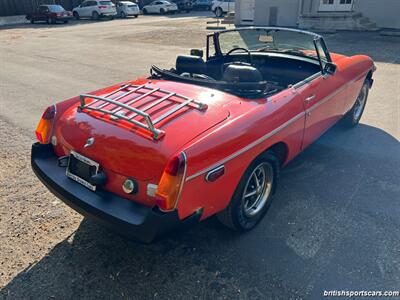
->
xmin=1 ymin=123 xmax=399 ymax=299
xmin=0 ymin=18 xmax=113 ymax=30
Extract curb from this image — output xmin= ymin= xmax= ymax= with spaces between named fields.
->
xmin=0 ymin=15 xmax=28 ymax=26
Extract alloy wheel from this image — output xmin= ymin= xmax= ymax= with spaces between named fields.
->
xmin=353 ymin=85 xmax=368 ymax=121
xmin=242 ymin=162 xmax=273 ymax=218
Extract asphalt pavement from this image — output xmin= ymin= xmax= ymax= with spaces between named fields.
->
xmin=0 ymin=13 xmax=399 ymax=299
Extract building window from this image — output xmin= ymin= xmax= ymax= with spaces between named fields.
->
xmin=319 ymin=0 xmax=353 ymax=11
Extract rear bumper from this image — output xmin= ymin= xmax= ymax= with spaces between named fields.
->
xmin=55 ymin=16 xmax=73 ymax=21
xmin=100 ymin=12 xmax=117 ymax=17
xmin=177 ymin=5 xmax=192 ymax=10
xmin=31 ymin=143 xmax=201 ymax=243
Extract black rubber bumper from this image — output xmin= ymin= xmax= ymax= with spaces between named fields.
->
xmin=31 ymin=143 xmax=201 ymax=243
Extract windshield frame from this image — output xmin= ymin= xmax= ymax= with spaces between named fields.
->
xmin=207 ymin=27 xmax=332 ymax=68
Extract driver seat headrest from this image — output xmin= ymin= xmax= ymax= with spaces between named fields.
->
xmin=176 ymin=55 xmax=206 ymax=75
xmin=223 ymin=64 xmax=263 ymax=83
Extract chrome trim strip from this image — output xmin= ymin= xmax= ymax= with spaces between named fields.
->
xmin=185 ymin=111 xmax=306 ymax=182
xmin=173 ymin=151 xmax=188 ymax=209
xmin=306 ymin=83 xmax=347 ymax=114
xmin=293 ymin=72 xmax=321 ymax=89
xmin=185 ymin=71 xmax=367 ymax=182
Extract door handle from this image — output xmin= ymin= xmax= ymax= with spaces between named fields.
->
xmin=305 ymin=95 xmax=316 ymax=102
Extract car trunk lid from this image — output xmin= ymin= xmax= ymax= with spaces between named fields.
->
xmin=55 ymin=80 xmax=230 ymax=181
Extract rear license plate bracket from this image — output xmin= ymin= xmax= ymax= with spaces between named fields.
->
xmin=66 ymin=151 xmax=99 ymax=191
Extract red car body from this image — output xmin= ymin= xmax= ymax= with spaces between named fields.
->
xmin=26 ymin=5 xmax=73 ymax=24
xmin=32 ymin=28 xmax=375 ymax=242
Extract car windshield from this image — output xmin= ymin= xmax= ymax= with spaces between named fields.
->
xmin=48 ymin=5 xmax=65 ymax=12
xmin=218 ymin=28 xmax=320 ymax=60
xmin=100 ymin=1 xmax=113 ymax=5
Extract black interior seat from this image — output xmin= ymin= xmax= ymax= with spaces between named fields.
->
xmin=176 ymin=55 xmax=206 ymax=75
xmin=223 ymin=64 xmax=263 ymax=83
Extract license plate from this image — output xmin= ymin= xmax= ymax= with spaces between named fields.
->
xmin=66 ymin=151 xmax=99 ymax=191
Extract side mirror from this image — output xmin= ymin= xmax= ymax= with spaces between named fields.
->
xmin=324 ymin=62 xmax=337 ymax=75
xmin=190 ymin=49 xmax=204 ymax=57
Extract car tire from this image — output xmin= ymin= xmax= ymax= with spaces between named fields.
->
xmin=160 ymin=8 xmax=166 ymax=14
xmin=73 ymin=11 xmax=80 ymax=20
xmin=142 ymin=8 xmax=147 ymax=14
xmin=342 ymin=81 xmax=369 ymax=128
xmin=30 ymin=19 xmax=34 ymax=24
xmin=92 ymin=11 xmax=99 ymax=20
xmin=217 ymin=152 xmax=279 ymax=231
xmin=186 ymin=9 xmax=191 ymax=13
xmin=134 ymin=15 xmax=138 ymax=18
xmin=63 ymin=20 xmax=68 ymax=24
xmin=121 ymin=11 xmax=126 ymax=18
xmin=215 ymin=7 xmax=223 ymax=17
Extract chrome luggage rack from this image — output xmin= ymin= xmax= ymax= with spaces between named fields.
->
xmin=78 ymin=84 xmax=208 ymax=140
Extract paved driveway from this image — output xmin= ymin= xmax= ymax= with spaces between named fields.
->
xmin=0 ymin=15 xmax=399 ymax=299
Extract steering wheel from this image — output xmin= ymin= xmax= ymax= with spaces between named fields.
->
xmin=222 ymin=47 xmax=253 ymax=76
xmin=225 ymin=47 xmax=253 ymax=65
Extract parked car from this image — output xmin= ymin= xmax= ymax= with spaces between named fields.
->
xmin=170 ymin=0 xmax=192 ymax=13
xmin=32 ymin=27 xmax=375 ymax=243
xmin=142 ymin=0 xmax=178 ymax=14
xmin=212 ymin=0 xmax=234 ymax=17
xmin=72 ymin=0 xmax=117 ymax=20
xmin=26 ymin=5 xmax=73 ymax=24
xmin=116 ymin=1 xmax=140 ymax=18
xmin=192 ymin=0 xmax=212 ymax=10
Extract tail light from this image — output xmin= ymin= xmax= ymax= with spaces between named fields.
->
xmin=35 ymin=105 xmax=56 ymax=144
xmin=155 ymin=153 xmax=187 ymax=212
xmin=98 ymin=5 xmax=107 ymax=9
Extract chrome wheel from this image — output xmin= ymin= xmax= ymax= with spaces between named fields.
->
xmin=242 ymin=162 xmax=273 ymax=217
xmin=353 ymin=85 xmax=368 ymax=121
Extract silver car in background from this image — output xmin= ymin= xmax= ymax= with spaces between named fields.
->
xmin=73 ymin=0 xmax=117 ymax=20
xmin=142 ymin=1 xmax=178 ymax=14
xmin=117 ymin=1 xmax=140 ymax=18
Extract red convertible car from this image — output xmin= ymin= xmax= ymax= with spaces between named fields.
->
xmin=32 ymin=27 xmax=375 ymax=242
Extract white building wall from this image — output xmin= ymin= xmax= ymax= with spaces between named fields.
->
xmin=254 ymin=0 xmax=300 ymax=27
xmin=236 ymin=0 xmax=300 ymax=27
xmin=354 ymin=0 xmax=400 ymax=29
xmin=236 ymin=0 xmax=400 ymax=30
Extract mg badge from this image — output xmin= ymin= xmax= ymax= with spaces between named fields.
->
xmin=84 ymin=137 xmax=95 ymax=148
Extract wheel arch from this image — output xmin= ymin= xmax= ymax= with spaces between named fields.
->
xmin=236 ymin=141 xmax=288 ymax=196
xmin=260 ymin=141 xmax=289 ymax=167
